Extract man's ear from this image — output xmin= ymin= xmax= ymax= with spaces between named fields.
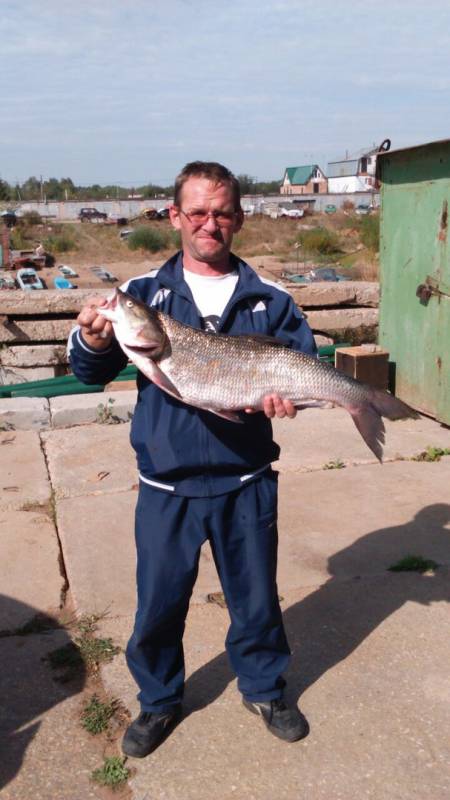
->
xmin=169 ymin=205 xmax=181 ymax=230
xmin=233 ymin=209 xmax=245 ymax=234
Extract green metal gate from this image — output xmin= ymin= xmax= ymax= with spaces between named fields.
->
xmin=378 ymin=139 xmax=450 ymax=424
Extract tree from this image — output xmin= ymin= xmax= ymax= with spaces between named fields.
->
xmin=0 ymin=179 xmax=11 ymax=201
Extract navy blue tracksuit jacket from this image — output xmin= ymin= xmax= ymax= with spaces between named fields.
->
xmin=69 ymin=252 xmax=317 ymax=710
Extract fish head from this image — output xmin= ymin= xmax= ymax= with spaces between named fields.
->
xmin=98 ymin=288 xmax=168 ymax=359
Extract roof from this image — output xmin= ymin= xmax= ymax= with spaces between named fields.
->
xmin=284 ymin=165 xmax=320 ymax=185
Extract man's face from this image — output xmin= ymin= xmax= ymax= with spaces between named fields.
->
xmin=169 ymin=177 xmax=243 ymax=266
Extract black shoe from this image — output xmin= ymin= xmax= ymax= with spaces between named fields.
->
xmin=122 ymin=706 xmax=182 ymax=758
xmin=243 ymin=698 xmax=309 ymax=742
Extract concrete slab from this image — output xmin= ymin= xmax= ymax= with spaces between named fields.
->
xmin=56 ymin=455 xmax=450 ymax=627
xmin=0 ymin=509 xmax=64 ymax=630
xmin=0 ymin=430 xmax=51 ymax=511
xmin=0 ymin=396 xmax=50 ymax=431
xmin=42 ymin=422 xmax=138 ymax=499
xmin=56 ymin=489 xmax=221 ymax=617
xmin=272 ymin=407 xmax=450 ymax=471
xmin=99 ymin=571 xmax=450 ymax=800
xmin=49 ymin=390 xmax=137 ymax=428
xmin=0 ymin=628 xmax=107 ymax=800
xmin=56 ymin=490 xmax=137 ymax=618
xmin=277 ymin=461 xmax=450 ymax=590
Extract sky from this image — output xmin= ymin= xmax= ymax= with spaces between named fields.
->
xmin=1 ymin=0 xmax=450 ymax=187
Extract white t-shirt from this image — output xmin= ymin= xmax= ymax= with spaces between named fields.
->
xmin=183 ymin=268 xmax=239 ymax=333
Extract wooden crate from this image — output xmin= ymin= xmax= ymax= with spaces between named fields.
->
xmin=335 ymin=345 xmax=389 ymax=390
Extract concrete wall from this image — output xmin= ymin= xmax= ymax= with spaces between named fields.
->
xmin=18 ymin=198 xmax=171 ymax=221
xmin=18 ymin=191 xmax=380 ymax=220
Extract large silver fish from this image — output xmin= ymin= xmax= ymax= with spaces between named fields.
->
xmin=99 ymin=288 xmax=419 ymax=461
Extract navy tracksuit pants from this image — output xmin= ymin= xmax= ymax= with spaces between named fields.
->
xmin=126 ymin=471 xmax=290 ymax=712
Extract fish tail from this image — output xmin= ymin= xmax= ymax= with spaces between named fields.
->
xmin=348 ymin=390 xmax=419 ymax=462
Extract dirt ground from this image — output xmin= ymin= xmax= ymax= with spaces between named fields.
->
xmin=8 ymin=209 xmax=379 ymax=291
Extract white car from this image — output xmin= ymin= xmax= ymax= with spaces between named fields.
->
xmin=279 ymin=206 xmax=304 ymax=219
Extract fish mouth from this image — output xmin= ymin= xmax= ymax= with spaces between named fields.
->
xmin=124 ymin=343 xmax=161 ymax=357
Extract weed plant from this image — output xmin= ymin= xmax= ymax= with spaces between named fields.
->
xmin=92 ymin=756 xmax=130 ymax=789
xmin=412 ymin=445 xmax=450 ymax=462
xmin=21 ymin=210 xmax=43 ymax=225
xmin=43 ymin=230 xmax=77 ymax=253
xmin=46 ymin=613 xmax=120 ymax=679
xmin=127 ymin=226 xmax=169 ymax=253
xmin=296 ymin=227 xmax=342 ymax=256
xmin=96 ymin=397 xmax=121 ymax=424
xmin=323 ymin=459 xmax=346 ymax=470
xmin=358 ymin=215 xmax=379 ymax=252
xmin=9 ymin=228 xmax=30 ymax=249
xmin=81 ymin=694 xmax=117 ymax=735
xmin=388 ymin=555 xmax=439 ymax=573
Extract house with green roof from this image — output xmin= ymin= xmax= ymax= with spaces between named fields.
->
xmin=280 ymin=164 xmax=327 ymax=195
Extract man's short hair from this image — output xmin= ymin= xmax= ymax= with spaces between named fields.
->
xmin=174 ymin=161 xmax=241 ymax=211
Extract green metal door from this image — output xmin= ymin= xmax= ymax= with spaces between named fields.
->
xmin=378 ymin=140 xmax=450 ymax=424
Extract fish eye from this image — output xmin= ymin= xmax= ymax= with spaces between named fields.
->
xmin=126 ymin=299 xmax=134 ymax=308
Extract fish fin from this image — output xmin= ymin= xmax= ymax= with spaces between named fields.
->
xmin=348 ymin=390 xmax=419 ymax=463
xmin=147 ymin=361 xmax=182 ymax=400
xmin=120 ymin=344 xmax=182 ymax=400
xmin=206 ymin=408 xmax=243 ymax=423
xmin=349 ymin=404 xmax=386 ymax=463
xmin=370 ymin=389 xmax=420 ymax=422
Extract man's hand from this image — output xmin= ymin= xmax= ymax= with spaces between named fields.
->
xmin=76 ymin=296 xmax=114 ymax=351
xmin=245 ymin=394 xmax=297 ymax=419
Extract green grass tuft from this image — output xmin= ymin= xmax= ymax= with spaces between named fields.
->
xmin=45 ymin=613 xmax=120 ymax=680
xmin=91 ymin=756 xmax=130 ymax=789
xmin=412 ymin=446 xmax=450 ymax=462
xmin=388 ymin=555 xmax=439 ymax=573
xmin=81 ymin=694 xmax=117 ymax=735
xmin=323 ymin=459 xmax=346 ymax=470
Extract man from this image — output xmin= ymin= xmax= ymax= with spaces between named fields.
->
xmin=69 ymin=161 xmax=317 ymax=758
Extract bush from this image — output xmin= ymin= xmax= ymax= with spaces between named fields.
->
xmin=127 ymin=226 xmax=170 ymax=253
xmin=296 ymin=227 xmax=342 ymax=255
xmin=342 ymin=200 xmax=355 ymax=211
xmin=21 ymin=210 xmax=43 ymax=226
xmin=10 ymin=228 xmax=30 ymax=249
xmin=359 ymin=215 xmax=379 ymax=252
xmin=43 ymin=232 xmax=77 ymax=253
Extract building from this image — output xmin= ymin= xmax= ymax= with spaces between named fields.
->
xmin=280 ymin=165 xmax=327 ymax=195
xmin=327 ymin=147 xmax=380 ymax=193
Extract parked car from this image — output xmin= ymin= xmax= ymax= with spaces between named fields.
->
xmin=324 ymin=204 xmax=337 ymax=214
xmin=17 ymin=267 xmax=45 ymax=290
xmin=53 ymin=276 xmax=76 ymax=289
xmin=106 ymin=213 xmax=129 ymax=226
xmin=355 ymin=203 xmax=372 ymax=215
xmin=58 ymin=265 xmax=78 ymax=277
xmin=156 ymin=207 xmax=170 ymax=220
xmin=140 ymin=208 xmax=158 ymax=220
xmin=78 ymin=207 xmax=107 ymax=223
xmin=287 ymin=267 xmax=351 ymax=283
xmin=279 ymin=205 xmax=304 ymax=219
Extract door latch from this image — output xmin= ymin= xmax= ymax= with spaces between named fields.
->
xmin=416 ymin=275 xmax=450 ymax=305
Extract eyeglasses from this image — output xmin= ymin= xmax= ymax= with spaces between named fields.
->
xmin=179 ymin=208 xmax=237 ymax=227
